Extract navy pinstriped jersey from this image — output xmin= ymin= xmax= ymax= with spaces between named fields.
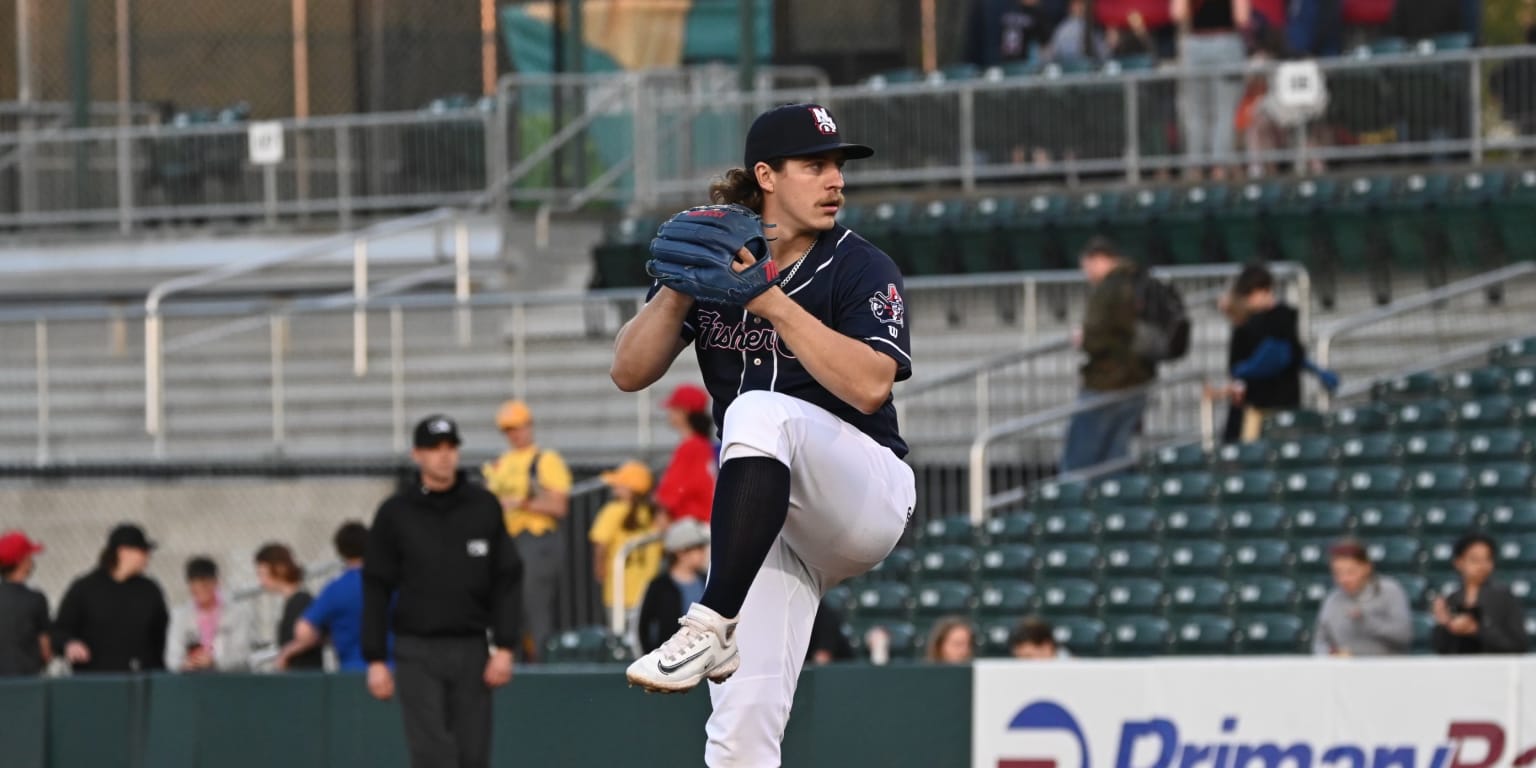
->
xmin=651 ymin=224 xmax=913 ymax=458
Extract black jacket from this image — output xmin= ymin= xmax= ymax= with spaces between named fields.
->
xmin=362 ymin=471 xmax=523 ymax=662
xmin=638 ymin=572 xmax=689 ymax=654
xmin=53 ymin=569 xmax=169 ymax=673
xmin=0 ymin=582 xmax=50 ymax=676
xmin=1431 ymin=581 xmax=1529 ymax=655
xmin=1229 ymin=303 xmax=1304 ymax=410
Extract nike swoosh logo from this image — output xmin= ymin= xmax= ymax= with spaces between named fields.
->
xmin=656 ymin=647 xmax=709 ymax=675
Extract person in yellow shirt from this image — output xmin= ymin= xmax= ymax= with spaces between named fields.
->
xmin=482 ymin=400 xmax=572 ymax=661
xmin=589 ymin=461 xmax=665 ymax=632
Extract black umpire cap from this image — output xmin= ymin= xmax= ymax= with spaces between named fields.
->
xmin=413 ymin=414 xmax=462 ymax=448
xmin=743 ymin=103 xmax=874 ymax=169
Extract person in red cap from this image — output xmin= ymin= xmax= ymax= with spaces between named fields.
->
xmin=0 ymin=531 xmax=50 ymax=676
xmin=654 ymin=383 xmax=717 ymax=525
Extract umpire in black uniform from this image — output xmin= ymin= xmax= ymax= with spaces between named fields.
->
xmin=362 ymin=414 xmax=523 ymax=768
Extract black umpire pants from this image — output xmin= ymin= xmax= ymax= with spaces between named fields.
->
xmin=394 ymin=635 xmax=492 ymax=768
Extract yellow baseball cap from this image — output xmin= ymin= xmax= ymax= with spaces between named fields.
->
xmin=495 ymin=400 xmax=533 ymax=430
xmin=600 ymin=461 xmax=653 ymax=495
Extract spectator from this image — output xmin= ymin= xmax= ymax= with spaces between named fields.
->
xmin=1431 ymin=533 xmax=1529 ymax=655
xmin=1288 ymin=0 xmax=1345 ymax=56
xmin=1224 ymin=264 xmax=1304 ymax=441
xmin=53 ymin=524 xmax=169 ymax=674
xmin=967 ymin=0 xmax=1055 ymax=68
xmin=255 ymin=543 xmax=321 ymax=671
xmin=655 ymin=384 xmax=717 ymax=524
xmin=1492 ymin=1 xmax=1536 ymax=138
xmin=1009 ymin=616 xmax=1068 ymax=659
xmin=483 ymin=399 xmax=572 ymax=661
xmin=0 ymin=531 xmax=50 ymax=676
xmin=166 ymin=557 xmax=255 ymax=673
xmin=1046 ymin=0 xmax=1111 ymax=64
xmin=925 ymin=617 xmax=976 ymax=664
xmin=363 ymin=414 xmax=521 ymax=768
xmin=636 ymin=519 xmax=710 ymax=654
xmin=590 ymin=461 xmax=664 ymax=623
xmin=1389 ymin=0 xmax=1465 ymax=41
xmin=1172 ymin=0 xmax=1251 ymax=180
xmin=806 ymin=604 xmax=855 ymax=665
xmin=278 ymin=521 xmax=377 ymax=671
xmin=1061 ymin=238 xmax=1154 ymax=472
xmin=1313 ymin=539 xmax=1412 ymax=656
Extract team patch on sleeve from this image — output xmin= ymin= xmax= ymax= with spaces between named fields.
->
xmin=868 ymin=284 xmax=905 ymax=327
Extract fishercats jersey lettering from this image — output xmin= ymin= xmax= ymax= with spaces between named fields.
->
xmin=648 ymin=224 xmax=913 ymax=458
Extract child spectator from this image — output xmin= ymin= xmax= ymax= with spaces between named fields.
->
xmin=1313 ymin=539 xmax=1412 ymax=656
xmin=1009 ymin=616 xmax=1068 ymax=659
xmin=278 ymin=521 xmax=376 ymax=671
xmin=255 ymin=543 xmax=321 ymax=670
xmin=925 ymin=617 xmax=976 ymax=664
xmin=590 ymin=461 xmax=664 ymax=625
xmin=637 ymin=520 xmax=710 ymax=654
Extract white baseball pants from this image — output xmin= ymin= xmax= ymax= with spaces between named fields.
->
xmin=703 ymin=391 xmax=915 ymax=767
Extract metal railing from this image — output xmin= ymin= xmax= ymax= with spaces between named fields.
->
xmin=610 ymin=530 xmax=664 ymax=637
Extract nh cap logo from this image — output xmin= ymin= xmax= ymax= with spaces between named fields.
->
xmin=810 ymin=106 xmax=838 ymax=135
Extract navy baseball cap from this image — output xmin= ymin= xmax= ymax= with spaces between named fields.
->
xmin=743 ymin=103 xmax=874 ymax=169
xmin=413 ymin=414 xmax=462 ymax=448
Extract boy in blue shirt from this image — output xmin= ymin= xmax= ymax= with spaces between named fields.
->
xmin=277 ymin=521 xmax=384 ymax=670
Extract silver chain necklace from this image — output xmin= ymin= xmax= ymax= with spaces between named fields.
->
xmin=778 ymin=235 xmax=819 ymax=289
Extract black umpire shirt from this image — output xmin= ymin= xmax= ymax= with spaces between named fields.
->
xmin=0 ymin=581 xmax=50 ymax=676
xmin=361 ymin=471 xmax=523 ymax=663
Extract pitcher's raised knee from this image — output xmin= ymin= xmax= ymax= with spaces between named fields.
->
xmin=719 ymin=390 xmax=804 ymax=464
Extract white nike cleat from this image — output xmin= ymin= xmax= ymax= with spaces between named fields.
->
xmin=626 ymin=603 xmax=740 ymax=693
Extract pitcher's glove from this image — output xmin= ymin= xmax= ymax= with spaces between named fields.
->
xmin=647 ymin=204 xmax=779 ymax=305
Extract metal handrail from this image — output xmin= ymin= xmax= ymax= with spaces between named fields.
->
xmin=1314 ymin=262 xmax=1536 ymax=370
xmin=967 ymin=369 xmax=1206 ymax=524
xmin=610 ymin=529 xmax=665 ymax=637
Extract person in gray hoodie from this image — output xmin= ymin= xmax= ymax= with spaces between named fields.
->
xmin=1313 ymin=539 xmax=1412 ymax=656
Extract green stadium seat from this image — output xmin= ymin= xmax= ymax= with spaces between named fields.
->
xmin=860 ymin=201 xmax=916 ymax=272
xmin=1384 ymin=173 xmax=1454 ymax=290
xmin=856 ymin=582 xmax=915 ymax=618
xmin=1229 ymin=539 xmax=1294 ymax=576
xmin=1493 ymin=337 xmax=1536 ymax=369
xmin=1033 ymin=477 xmax=1091 ymax=509
xmin=1417 ymin=500 xmax=1484 ymax=536
xmin=1038 ymin=579 xmax=1101 ymax=616
xmin=1337 ymin=433 xmax=1402 ymax=467
xmin=1221 ymin=181 xmax=1285 ymax=265
xmin=998 ymin=192 xmax=1069 ymax=272
xmin=953 ymin=196 xmax=1014 ymax=274
xmin=1117 ymin=188 xmax=1176 ymax=265
xmin=1093 ymin=474 xmax=1154 ymax=506
xmin=1038 ymin=543 xmax=1101 ymax=578
xmin=1341 ymin=466 xmax=1408 ymax=500
xmin=1267 ymin=179 xmax=1342 ymax=307
xmin=1411 ymin=612 xmax=1437 ymax=653
xmin=1163 ymin=184 xmax=1231 ymax=265
xmin=1393 ymin=573 xmax=1430 ymax=605
xmin=1372 ymin=371 xmax=1442 ymax=404
xmin=979 ymin=618 xmax=1020 ymax=657
xmin=1167 ymin=577 xmax=1234 ymax=614
xmin=902 ymin=199 xmax=965 ymax=276
xmin=1153 ymin=472 xmax=1218 ymax=507
xmin=1101 ymin=577 xmax=1167 ymax=615
xmin=979 ymin=544 xmax=1038 ymax=580
xmin=1367 ymin=536 xmax=1426 ymax=572
xmin=1106 ymin=615 xmax=1172 ymax=656
xmin=1329 ymin=176 xmax=1396 ymax=304
xmin=823 ymin=584 xmax=855 ymax=616
xmin=1264 ymin=410 xmax=1328 ymax=440
xmin=1507 ymin=367 xmax=1536 ymax=396
xmin=1039 ymin=509 xmax=1099 ymax=542
xmin=1462 ymin=429 xmax=1532 ymax=463
xmin=1442 ymin=170 xmax=1507 ymax=277
xmin=1445 ymin=368 xmax=1510 ymax=401
xmin=1100 ymin=542 xmax=1166 ymax=577
xmin=1225 ymin=504 xmax=1290 ymax=539
xmin=1457 ymin=395 xmax=1520 ymax=430
xmin=1391 ymin=400 xmax=1456 ymax=432
xmin=1328 ymin=404 xmax=1392 ymax=434
xmin=1399 ymin=430 xmax=1463 ymax=465
xmin=977 ymin=580 xmax=1038 ymax=618
xmin=1057 ymin=189 xmax=1121 ymax=263
xmin=1424 ymin=539 xmax=1459 ymax=575
xmin=1295 ymin=573 xmax=1333 ymax=610
xmin=1100 ymin=506 xmax=1162 ymax=541
xmin=1235 ymin=613 xmax=1309 ymax=654
xmin=1355 ymin=501 xmax=1420 ymax=536
xmin=1491 ymin=172 xmax=1536 ymax=262
xmin=1485 ymin=500 xmax=1536 ymax=532
xmin=1233 ymin=575 xmax=1300 ymax=612
xmin=1214 ymin=439 xmax=1273 ymax=469
xmin=1272 ymin=436 xmax=1337 ymax=469
xmin=917 ymin=545 xmax=981 ymax=581
xmin=856 ymin=621 xmax=920 ymax=660
xmin=1293 ymin=539 xmax=1339 ymax=575
xmin=1164 ymin=506 xmax=1226 ymax=540
xmin=1522 ymin=396 xmax=1536 ymax=428
xmin=1505 ymin=572 xmax=1536 ymax=608
xmin=1219 ymin=470 xmax=1281 ymax=505
xmin=545 ymin=626 xmax=631 ymax=663
xmin=869 ymin=548 xmax=917 ymax=582
xmin=1279 ymin=468 xmax=1342 ymax=502
xmin=983 ymin=512 xmax=1038 ymax=544
xmin=914 ymin=581 xmax=979 ymax=619
xmin=1408 ymin=464 xmax=1475 ymax=498
xmin=920 ymin=516 xmax=980 ymax=547
xmin=1287 ymin=502 xmax=1355 ymax=539
xmin=1146 ymin=442 xmax=1210 ymax=474
xmin=1170 ymin=614 xmax=1236 ymax=655
xmin=1166 ymin=541 xmax=1229 ymax=577
xmin=1052 ymin=616 xmax=1107 ymax=656
xmin=1473 ymin=463 xmax=1535 ymax=499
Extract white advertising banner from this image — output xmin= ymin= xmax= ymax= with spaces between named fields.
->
xmin=974 ymin=657 xmax=1536 ymax=768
